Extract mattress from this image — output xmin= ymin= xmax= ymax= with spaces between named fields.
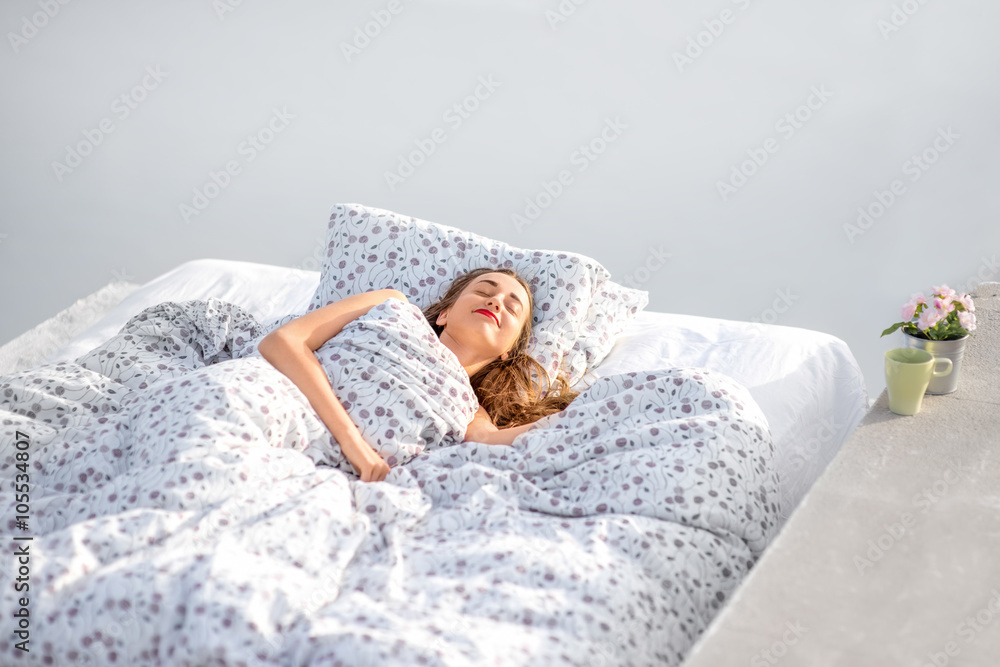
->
xmin=40 ymin=258 xmax=869 ymax=523
xmin=0 ymin=258 xmax=869 ymax=665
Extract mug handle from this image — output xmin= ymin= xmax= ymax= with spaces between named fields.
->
xmin=932 ymin=357 xmax=953 ymax=377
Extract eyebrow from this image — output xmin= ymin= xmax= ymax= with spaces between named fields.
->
xmin=474 ymin=279 xmax=525 ymax=312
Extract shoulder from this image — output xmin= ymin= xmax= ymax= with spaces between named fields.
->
xmin=378 ymin=288 xmax=408 ymax=303
xmin=352 ymin=288 xmax=409 ymax=308
xmin=357 ymin=292 xmax=428 ymax=326
xmin=338 ymin=289 xmax=413 ymax=322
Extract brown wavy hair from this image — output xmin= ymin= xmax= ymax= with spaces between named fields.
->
xmin=423 ymin=267 xmax=580 ymax=428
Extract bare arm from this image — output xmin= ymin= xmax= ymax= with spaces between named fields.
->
xmin=464 ymin=405 xmax=538 ymax=446
xmin=257 ymin=288 xmax=408 ymax=482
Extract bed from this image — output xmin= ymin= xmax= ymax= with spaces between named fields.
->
xmin=0 ymin=204 xmax=868 ymax=666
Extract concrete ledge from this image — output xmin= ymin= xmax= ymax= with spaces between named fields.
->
xmin=680 ymin=282 xmax=1000 ymax=667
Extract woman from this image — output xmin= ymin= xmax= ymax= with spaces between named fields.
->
xmin=259 ymin=267 xmax=579 ymax=483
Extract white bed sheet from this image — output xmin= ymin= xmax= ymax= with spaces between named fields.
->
xmin=45 ymin=258 xmax=869 ymax=523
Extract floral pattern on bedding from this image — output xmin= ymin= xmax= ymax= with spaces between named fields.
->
xmin=309 ymin=202 xmax=650 ymax=388
xmin=0 ymin=298 xmax=780 ymax=667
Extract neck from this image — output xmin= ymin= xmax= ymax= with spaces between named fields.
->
xmin=438 ymin=330 xmax=494 ymax=377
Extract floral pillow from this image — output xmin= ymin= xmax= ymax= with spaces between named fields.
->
xmin=308 ymin=203 xmax=649 ymax=388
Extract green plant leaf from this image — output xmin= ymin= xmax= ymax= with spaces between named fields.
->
xmin=880 ymin=322 xmax=904 ymax=337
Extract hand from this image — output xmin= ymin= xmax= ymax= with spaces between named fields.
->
xmin=346 ymin=442 xmax=390 ymax=482
xmin=464 ymin=404 xmax=500 ymax=444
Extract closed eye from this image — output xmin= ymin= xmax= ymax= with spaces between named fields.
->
xmin=477 ymin=291 xmax=519 ymax=316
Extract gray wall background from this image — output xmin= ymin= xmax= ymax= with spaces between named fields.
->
xmin=2 ymin=0 xmax=997 ymax=400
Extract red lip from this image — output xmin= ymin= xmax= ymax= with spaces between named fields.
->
xmin=475 ymin=309 xmax=499 ymax=326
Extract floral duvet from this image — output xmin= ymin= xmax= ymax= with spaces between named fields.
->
xmin=0 ymin=298 xmax=780 ymax=666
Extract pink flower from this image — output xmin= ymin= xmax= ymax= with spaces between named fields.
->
xmin=886 ymin=285 xmax=977 ymax=341
xmin=900 ymin=293 xmax=927 ymax=321
xmin=917 ymin=305 xmax=944 ymax=331
xmin=932 ymin=284 xmax=957 ymax=299
xmin=958 ymin=310 xmax=976 ymax=331
xmin=934 ymin=295 xmax=956 ymax=313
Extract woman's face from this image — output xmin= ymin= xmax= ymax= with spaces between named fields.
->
xmin=436 ymin=272 xmax=531 ymax=365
